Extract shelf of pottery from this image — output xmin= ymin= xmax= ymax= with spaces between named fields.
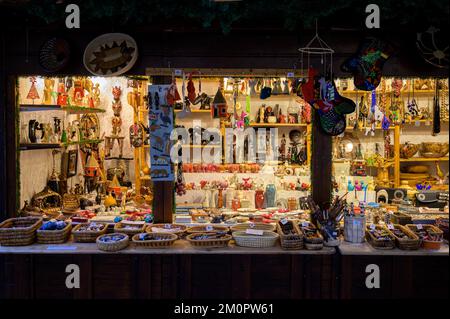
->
xmin=332 ymin=77 xmax=449 ymax=204
xmin=173 ymin=76 xmax=312 ymax=216
xmin=17 ymin=76 xmax=149 ymax=206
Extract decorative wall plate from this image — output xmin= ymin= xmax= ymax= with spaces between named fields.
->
xmin=83 ymin=33 xmax=138 ymax=76
xmin=39 ymin=37 xmax=71 ymax=72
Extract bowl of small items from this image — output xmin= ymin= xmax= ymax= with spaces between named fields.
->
xmin=72 ymin=222 xmax=108 ymax=243
xmin=96 ymin=233 xmax=129 ymax=252
xmin=400 ymin=143 xmax=420 ymax=159
xmin=186 ymin=232 xmax=232 ymax=248
xmin=390 ymin=224 xmax=420 ymax=250
xmin=298 ymin=221 xmax=323 ymax=250
xmin=186 ymin=224 xmax=229 ymax=234
xmin=146 ymin=224 xmax=187 ymax=237
xmin=419 ymin=142 xmax=449 ymax=158
xmin=132 ymin=232 xmax=178 ymax=248
xmin=406 ymin=224 xmax=444 ymax=250
xmin=114 ymin=221 xmax=146 ymax=237
xmin=276 ymin=219 xmax=303 ymax=250
xmin=37 ymin=219 xmax=72 ymax=244
xmin=365 ymin=225 xmax=395 ymax=249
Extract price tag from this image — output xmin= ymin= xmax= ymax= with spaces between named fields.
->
xmin=174 ymin=69 xmax=183 ymax=76
xmin=46 ymin=245 xmax=77 ymax=251
xmin=387 ymin=224 xmax=395 ymax=230
xmin=416 ymin=224 xmax=423 ymax=230
xmin=205 ymin=225 xmax=213 ymax=231
xmin=249 ymin=222 xmax=255 ymax=228
xmin=246 ymin=229 xmax=264 ymax=236
xmin=280 ymin=218 xmax=288 ymax=225
xmin=302 ymin=221 xmax=309 ymax=227
xmin=287 ymin=72 xmax=295 ymax=78
xmin=370 ymin=224 xmax=376 ymax=230
xmin=415 ymin=120 xmax=421 ymax=127
xmin=164 ymin=224 xmax=171 ymax=229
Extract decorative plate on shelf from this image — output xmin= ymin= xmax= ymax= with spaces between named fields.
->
xmin=83 ymin=33 xmax=138 ymax=76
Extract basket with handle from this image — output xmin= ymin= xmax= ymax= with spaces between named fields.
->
xmin=37 ymin=222 xmax=72 ymax=244
xmin=390 ymin=224 xmax=420 ymax=250
xmin=96 ymin=233 xmax=129 ymax=252
xmin=0 ymin=217 xmax=43 ymax=246
xmin=132 ymin=232 xmax=178 ymax=248
xmin=365 ymin=225 xmax=395 ymax=250
xmin=276 ymin=220 xmax=303 ymax=250
xmin=232 ymin=230 xmax=279 ymax=248
xmin=72 ymin=222 xmax=108 ymax=243
xmin=186 ymin=232 xmax=232 ymax=248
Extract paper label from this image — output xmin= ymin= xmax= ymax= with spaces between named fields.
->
xmin=302 ymin=221 xmax=309 ymax=227
xmin=370 ymin=224 xmax=376 ymax=230
xmin=280 ymin=218 xmax=288 ymax=225
xmin=246 ymin=229 xmax=264 ymax=236
xmin=249 ymin=222 xmax=255 ymax=228
xmin=164 ymin=224 xmax=171 ymax=229
xmin=387 ymin=224 xmax=394 ymax=230
xmin=174 ymin=69 xmax=183 ymax=76
xmin=287 ymin=72 xmax=295 ymax=78
xmin=205 ymin=225 xmax=213 ymax=231
xmin=46 ymin=245 xmax=77 ymax=251
xmin=416 ymin=224 xmax=423 ymax=230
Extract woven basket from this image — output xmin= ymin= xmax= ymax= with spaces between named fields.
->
xmin=72 ymin=222 xmax=108 ymax=243
xmin=390 ymin=224 xmax=420 ymax=250
xmin=390 ymin=212 xmax=412 ymax=225
xmin=146 ymin=224 xmax=187 ymax=236
xmin=299 ymin=223 xmax=324 ymax=249
xmin=114 ymin=222 xmax=146 ymax=237
xmin=230 ymin=222 xmax=275 ymax=232
xmin=406 ymin=224 xmax=444 ymax=249
xmin=232 ymin=231 xmax=279 ymax=248
xmin=186 ymin=233 xmax=232 ymax=248
xmin=0 ymin=217 xmax=43 ymax=246
xmin=37 ymin=222 xmax=72 ymax=244
xmin=365 ymin=225 xmax=395 ymax=250
xmin=132 ymin=232 xmax=178 ymax=248
xmin=96 ymin=233 xmax=129 ymax=252
xmin=276 ymin=221 xmax=303 ymax=250
xmin=186 ymin=225 xmax=229 ymax=234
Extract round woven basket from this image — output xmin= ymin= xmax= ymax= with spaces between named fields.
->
xmin=72 ymin=222 xmax=108 ymax=243
xmin=232 ymin=231 xmax=279 ymax=248
xmin=146 ymin=224 xmax=187 ymax=236
xmin=132 ymin=232 xmax=178 ymax=248
xmin=186 ymin=225 xmax=229 ymax=234
xmin=96 ymin=233 xmax=129 ymax=252
xmin=114 ymin=222 xmax=146 ymax=237
xmin=230 ymin=222 xmax=275 ymax=232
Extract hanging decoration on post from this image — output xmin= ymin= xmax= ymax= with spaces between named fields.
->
xmin=298 ymin=20 xmax=355 ymax=136
xmin=341 ymin=37 xmax=394 ymax=91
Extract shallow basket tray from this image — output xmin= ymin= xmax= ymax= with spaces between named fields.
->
xmin=406 ymin=224 xmax=444 ymax=248
xmin=276 ymin=222 xmax=304 ymax=250
xmin=365 ymin=225 xmax=395 ymax=250
xmin=186 ymin=225 xmax=229 ymax=234
xmin=114 ymin=222 xmax=146 ymax=237
xmin=37 ymin=222 xmax=72 ymax=244
xmin=72 ymin=222 xmax=108 ymax=243
xmin=391 ymin=224 xmax=420 ymax=250
xmin=230 ymin=222 xmax=275 ymax=232
xmin=146 ymin=223 xmax=187 ymax=236
xmin=96 ymin=233 xmax=129 ymax=252
xmin=186 ymin=232 xmax=232 ymax=248
xmin=232 ymin=231 xmax=279 ymax=248
xmin=0 ymin=217 xmax=43 ymax=246
xmin=132 ymin=232 xmax=178 ymax=248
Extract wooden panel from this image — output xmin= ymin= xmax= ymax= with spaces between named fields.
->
xmin=250 ymin=255 xmax=291 ymax=299
xmin=290 ymin=255 xmax=304 ymax=299
xmin=92 ymin=255 xmax=133 ymax=299
xmin=2 ymin=254 xmax=33 ymax=299
xmin=231 ymin=255 xmax=251 ymax=299
xmin=411 ymin=256 xmax=449 ymax=299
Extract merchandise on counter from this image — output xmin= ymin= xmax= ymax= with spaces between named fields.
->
xmin=0 ymin=217 xmax=43 ymax=246
xmin=132 ymin=232 xmax=178 ymax=248
xmin=298 ymin=221 xmax=324 ymax=250
xmin=365 ymin=225 xmax=396 ymax=250
xmin=96 ymin=233 xmax=129 ymax=252
xmin=114 ymin=221 xmax=146 ymax=237
xmin=72 ymin=222 xmax=108 ymax=243
xmin=406 ymin=224 xmax=444 ymax=250
xmin=390 ymin=224 xmax=420 ymax=250
xmin=147 ymin=224 xmax=187 ymax=236
xmin=37 ymin=220 xmax=72 ymax=244
xmin=186 ymin=225 xmax=229 ymax=234
xmin=232 ymin=230 xmax=279 ymax=248
xmin=276 ymin=219 xmax=304 ymax=250
xmin=230 ymin=222 xmax=276 ymax=232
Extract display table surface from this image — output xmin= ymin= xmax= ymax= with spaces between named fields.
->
xmin=338 ymin=241 xmax=449 ymax=256
xmin=0 ymin=239 xmax=335 ymax=255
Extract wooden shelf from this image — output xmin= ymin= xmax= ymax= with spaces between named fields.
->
xmin=19 ymin=104 xmax=106 ymax=114
xmin=249 ymin=123 xmax=307 ymax=128
xmin=139 ymin=176 xmax=151 ymax=180
xmin=19 ymin=143 xmax=61 ymax=150
xmin=174 ymin=109 xmax=211 ymax=113
xmin=62 ymin=139 xmax=104 ymax=147
xmin=400 ymin=157 xmax=449 ymax=162
xmin=341 ymin=90 xmax=442 ymax=95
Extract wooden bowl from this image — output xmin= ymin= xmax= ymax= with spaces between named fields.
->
xmin=400 ymin=143 xmax=419 ymax=159
xmin=420 ymin=142 xmax=449 ymax=157
xmin=402 ymin=165 xmax=429 ymax=174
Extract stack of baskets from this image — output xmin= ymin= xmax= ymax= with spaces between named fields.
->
xmin=276 ymin=220 xmax=303 ymax=250
xmin=37 ymin=222 xmax=72 ymax=244
xmin=365 ymin=225 xmax=396 ymax=250
xmin=390 ymin=224 xmax=420 ymax=250
xmin=132 ymin=232 xmax=178 ymax=248
xmin=72 ymin=222 xmax=108 ymax=243
xmin=0 ymin=217 xmax=43 ymax=246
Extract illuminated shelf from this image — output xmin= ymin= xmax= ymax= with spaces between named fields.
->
xmin=174 ymin=109 xmax=211 ymax=113
xmin=400 ymin=157 xmax=449 ymax=162
xmin=62 ymin=139 xmax=104 ymax=147
xmin=19 ymin=105 xmax=106 ymax=114
xmin=341 ymin=90 xmax=442 ymax=95
xmin=19 ymin=143 xmax=61 ymax=150
xmin=181 ymin=144 xmax=221 ymax=149
xmin=139 ymin=176 xmax=151 ymax=180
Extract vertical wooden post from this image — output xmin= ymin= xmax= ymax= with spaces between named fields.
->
xmin=151 ymin=76 xmax=174 ymax=223
xmin=394 ymin=125 xmax=401 ymax=187
xmin=311 ymin=112 xmax=332 ymax=208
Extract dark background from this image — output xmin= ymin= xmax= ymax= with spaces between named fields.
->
xmin=0 ymin=0 xmax=449 ymax=220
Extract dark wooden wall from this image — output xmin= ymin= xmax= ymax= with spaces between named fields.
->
xmin=1 ymin=25 xmax=447 ymax=220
